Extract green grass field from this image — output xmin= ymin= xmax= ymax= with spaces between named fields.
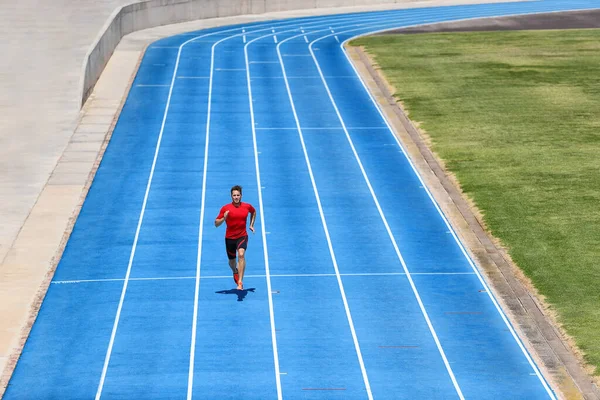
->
xmin=350 ymin=29 xmax=600 ymax=376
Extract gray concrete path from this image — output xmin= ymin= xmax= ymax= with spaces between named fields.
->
xmin=2 ymin=0 xmax=592 ymax=398
xmin=0 ymin=0 xmax=135 ymax=270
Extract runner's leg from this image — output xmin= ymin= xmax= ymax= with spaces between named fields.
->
xmin=237 ymin=248 xmax=246 ymax=290
xmin=226 ymin=239 xmax=238 ymax=284
xmin=228 ymin=259 xmax=237 ymax=272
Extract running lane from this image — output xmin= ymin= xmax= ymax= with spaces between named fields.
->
xmin=4 ymin=1 xmax=599 ymax=399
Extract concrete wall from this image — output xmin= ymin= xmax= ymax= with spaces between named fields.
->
xmin=81 ymin=0 xmax=409 ymax=105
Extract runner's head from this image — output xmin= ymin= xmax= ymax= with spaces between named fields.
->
xmin=231 ymin=185 xmax=242 ymax=204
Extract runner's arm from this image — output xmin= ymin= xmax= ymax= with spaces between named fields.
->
xmin=215 ymin=209 xmax=228 ymax=227
xmin=249 ymin=211 xmax=256 ymax=232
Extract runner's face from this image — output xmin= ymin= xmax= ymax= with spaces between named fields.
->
xmin=231 ymin=190 xmax=241 ymax=204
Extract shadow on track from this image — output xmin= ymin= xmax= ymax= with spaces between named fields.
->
xmin=216 ymin=288 xmax=256 ymax=302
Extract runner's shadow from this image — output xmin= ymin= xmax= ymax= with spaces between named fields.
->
xmin=215 ymin=288 xmax=255 ymax=302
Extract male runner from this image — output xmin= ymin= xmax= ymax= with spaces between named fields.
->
xmin=215 ymin=185 xmax=256 ymax=290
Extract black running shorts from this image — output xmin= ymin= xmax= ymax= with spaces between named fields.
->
xmin=225 ymin=235 xmax=248 ymax=260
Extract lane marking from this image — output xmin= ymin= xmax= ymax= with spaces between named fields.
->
xmin=187 ymin=25 xmax=221 ymax=400
xmin=255 ymin=126 xmax=388 ymax=130
xmin=51 ymin=271 xmax=476 ymax=284
xmin=276 ymin=33 xmax=373 ymax=400
xmin=309 ymin=28 xmax=464 ymax=400
xmin=445 ymin=312 xmax=483 ymax=315
xmin=246 ymin=30 xmax=285 ymax=400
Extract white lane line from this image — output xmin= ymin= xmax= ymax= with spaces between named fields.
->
xmin=54 ymin=277 xmax=196 ymax=284
xmin=243 ymin=28 xmax=246 ymax=43
xmin=272 ymin=29 xmax=278 ymax=43
xmin=187 ymin=28 xmax=221 ymax=400
xmin=308 ymin=28 xmax=465 ymax=400
xmin=52 ymin=271 xmax=476 ymax=284
xmin=246 ymin=30 xmax=287 ymax=400
xmin=255 ymin=126 xmax=388 ymax=130
xmin=276 ymin=34 xmax=373 ymax=400
xmin=177 ymin=76 xmax=210 ymax=79
xmin=301 ymin=27 xmax=308 ymax=43
xmin=341 ymin=21 xmax=559 ymax=400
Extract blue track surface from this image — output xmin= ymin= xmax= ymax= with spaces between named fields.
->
xmin=6 ymin=1 xmax=600 ymax=399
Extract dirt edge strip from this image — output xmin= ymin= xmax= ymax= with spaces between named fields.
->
xmin=346 ymin=45 xmax=600 ymax=400
xmin=0 ymin=45 xmax=148 ymax=400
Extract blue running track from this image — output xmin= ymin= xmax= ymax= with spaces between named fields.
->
xmin=6 ymin=1 xmax=600 ymax=399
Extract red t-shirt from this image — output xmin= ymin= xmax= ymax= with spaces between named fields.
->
xmin=217 ymin=202 xmax=256 ymax=239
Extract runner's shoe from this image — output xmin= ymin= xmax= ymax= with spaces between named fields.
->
xmin=237 ymin=281 xmax=243 ymax=290
xmin=233 ymin=271 xmax=239 ymax=284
